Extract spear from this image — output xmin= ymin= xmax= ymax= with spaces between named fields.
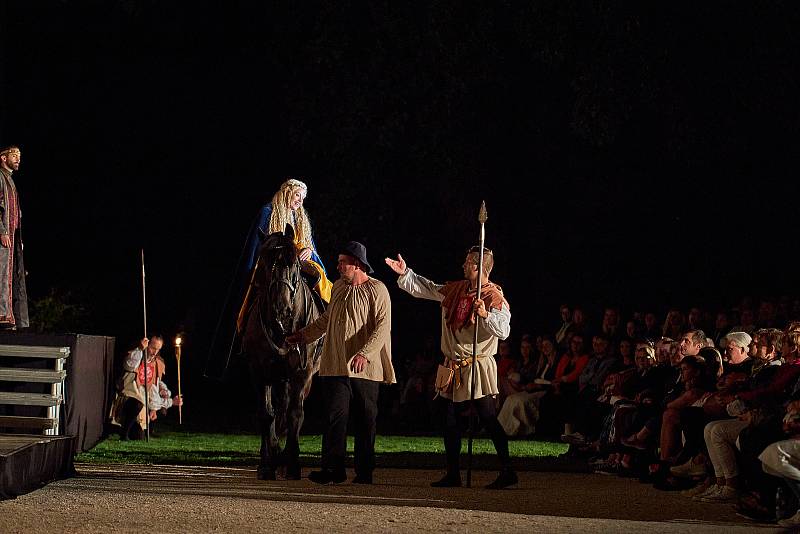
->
xmin=466 ymin=201 xmax=487 ymax=488
xmin=141 ymin=249 xmax=149 ymax=442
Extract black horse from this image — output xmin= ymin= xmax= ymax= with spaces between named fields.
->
xmin=241 ymin=227 xmax=323 ymax=480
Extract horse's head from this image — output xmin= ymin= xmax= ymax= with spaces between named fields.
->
xmin=256 ymin=230 xmax=302 ymax=351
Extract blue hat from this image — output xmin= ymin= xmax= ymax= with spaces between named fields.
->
xmin=341 ymin=241 xmax=373 ymax=273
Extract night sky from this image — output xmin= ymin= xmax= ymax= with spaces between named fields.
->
xmin=2 ymin=2 xmax=800 ymax=416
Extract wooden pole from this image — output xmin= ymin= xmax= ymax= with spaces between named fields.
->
xmin=175 ymin=335 xmax=183 ymax=425
xmin=466 ymin=201 xmax=487 ymax=488
xmin=141 ymin=249 xmax=149 ymax=442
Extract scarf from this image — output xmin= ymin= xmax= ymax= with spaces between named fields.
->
xmin=438 ymin=279 xmax=508 ymax=333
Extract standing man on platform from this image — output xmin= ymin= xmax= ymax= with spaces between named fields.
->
xmin=385 ymin=246 xmax=517 ymax=489
xmin=287 ymin=241 xmax=395 ymax=485
xmin=0 ymin=145 xmax=28 ymax=330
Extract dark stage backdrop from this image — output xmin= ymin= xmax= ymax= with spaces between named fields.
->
xmin=0 ymin=332 xmax=115 ymax=453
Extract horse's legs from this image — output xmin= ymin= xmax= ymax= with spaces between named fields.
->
xmin=284 ymin=372 xmax=307 ymax=480
xmin=257 ymin=383 xmax=279 ymax=480
xmin=271 ymin=379 xmax=290 ymax=476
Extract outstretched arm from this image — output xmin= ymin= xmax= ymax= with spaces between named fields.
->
xmin=385 ymin=254 xmax=407 ymax=275
xmin=385 ymin=254 xmax=444 ymax=302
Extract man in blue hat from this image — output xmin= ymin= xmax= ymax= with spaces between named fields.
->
xmin=287 ymin=241 xmax=395 ymax=485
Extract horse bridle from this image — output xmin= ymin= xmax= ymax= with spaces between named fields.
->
xmin=256 ymin=244 xmax=313 ymax=367
xmin=269 ymin=250 xmax=300 ymax=303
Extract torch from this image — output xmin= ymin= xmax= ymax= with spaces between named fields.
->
xmin=174 ymin=334 xmax=183 ymax=425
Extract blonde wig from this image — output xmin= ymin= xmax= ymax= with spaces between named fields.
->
xmin=268 ymin=179 xmax=313 ymax=248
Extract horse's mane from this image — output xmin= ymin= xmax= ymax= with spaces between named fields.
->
xmin=261 ymin=231 xmax=294 ymax=255
xmin=254 ymin=234 xmax=295 ymax=279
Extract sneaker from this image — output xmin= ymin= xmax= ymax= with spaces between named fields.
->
xmin=431 ymin=473 xmax=462 ymax=487
xmin=352 ymin=473 xmax=373 ymax=484
xmin=620 ymin=435 xmax=648 ymax=450
xmin=778 ymin=510 xmax=800 ymax=527
xmin=692 ymin=484 xmax=721 ymax=501
xmin=594 ymin=462 xmax=620 ymax=475
xmin=485 ymin=468 xmax=518 ymax=489
xmin=681 ymin=481 xmax=712 ymax=497
xmin=670 ymin=458 xmax=707 ymax=478
xmin=700 ymin=485 xmax=738 ymax=503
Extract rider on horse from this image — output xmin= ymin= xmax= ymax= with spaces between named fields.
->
xmin=236 ymin=179 xmax=331 ymax=330
xmin=206 ymin=178 xmax=330 ymax=379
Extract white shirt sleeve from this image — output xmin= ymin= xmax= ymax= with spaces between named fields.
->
xmin=482 ymin=302 xmax=511 ymax=340
xmin=397 ymin=268 xmax=445 ymax=302
xmin=123 ymin=349 xmax=143 ymax=372
xmin=147 ymin=380 xmax=173 ymax=411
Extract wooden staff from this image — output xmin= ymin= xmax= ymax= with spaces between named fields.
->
xmin=466 ymin=201 xmax=487 ymax=488
xmin=141 ymin=249 xmax=149 ymax=442
xmin=175 ymin=335 xmax=183 ymax=424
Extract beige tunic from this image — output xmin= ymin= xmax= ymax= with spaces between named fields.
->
xmin=301 ymin=277 xmax=395 ymax=384
xmin=398 ymin=269 xmax=511 ymax=402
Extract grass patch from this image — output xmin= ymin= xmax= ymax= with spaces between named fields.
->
xmin=77 ymin=431 xmax=568 ymax=468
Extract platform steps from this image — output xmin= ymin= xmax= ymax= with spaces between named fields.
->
xmin=0 ymin=344 xmax=70 ymax=435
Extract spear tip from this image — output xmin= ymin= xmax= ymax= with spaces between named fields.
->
xmin=479 ymin=201 xmax=487 ymax=224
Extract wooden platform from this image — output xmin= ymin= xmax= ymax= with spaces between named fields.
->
xmin=0 ymin=434 xmax=76 ymax=500
xmin=0 ymin=333 xmax=116 ymax=500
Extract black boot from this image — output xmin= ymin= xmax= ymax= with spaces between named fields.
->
xmin=431 ymin=472 xmax=462 ymax=487
xmin=308 ymin=468 xmax=346 ymax=484
xmin=352 ymin=472 xmax=373 ymax=484
xmin=485 ymin=467 xmax=518 ymax=489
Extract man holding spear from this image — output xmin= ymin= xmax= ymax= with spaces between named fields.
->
xmin=109 ymin=336 xmax=183 ymax=440
xmin=385 ymin=209 xmax=517 ymax=489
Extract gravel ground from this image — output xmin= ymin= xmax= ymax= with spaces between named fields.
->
xmin=0 ymin=463 xmax=781 ymax=533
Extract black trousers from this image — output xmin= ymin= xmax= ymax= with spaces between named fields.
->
xmin=439 ymin=395 xmax=510 ymax=475
xmin=679 ymin=406 xmax=720 ymax=461
xmin=119 ymin=398 xmax=144 ymax=440
xmin=320 ymin=376 xmax=379 ymax=477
